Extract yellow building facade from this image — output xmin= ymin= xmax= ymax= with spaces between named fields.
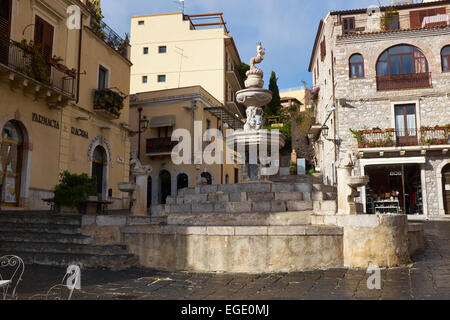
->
xmin=0 ymin=0 xmax=131 ymax=210
xmin=279 ymin=87 xmax=308 ymax=112
xmin=130 ymin=86 xmax=243 ymax=205
xmin=130 ymin=12 xmax=245 ymax=119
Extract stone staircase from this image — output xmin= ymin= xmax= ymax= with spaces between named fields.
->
xmin=0 ymin=211 xmax=137 ymax=270
xmin=149 ymin=180 xmax=338 ymax=225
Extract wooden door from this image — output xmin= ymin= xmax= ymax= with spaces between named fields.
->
xmin=443 ymin=165 xmax=450 ymax=215
xmin=0 ymin=0 xmax=12 ymax=65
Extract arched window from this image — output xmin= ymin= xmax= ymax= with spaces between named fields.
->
xmin=376 ymin=45 xmax=428 ymax=76
xmin=200 ymin=172 xmax=212 ymax=185
xmin=349 ymin=54 xmax=364 ymax=78
xmin=177 ymin=173 xmax=189 ymax=190
xmin=442 ymin=45 xmax=450 ymax=72
xmin=225 ymin=174 xmax=229 ymax=184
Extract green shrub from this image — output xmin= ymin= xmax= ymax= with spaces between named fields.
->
xmin=53 ymin=171 xmax=97 ymax=209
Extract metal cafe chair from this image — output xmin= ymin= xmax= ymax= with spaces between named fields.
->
xmin=0 ymin=255 xmax=25 ymax=300
xmin=30 ymin=265 xmax=81 ymax=300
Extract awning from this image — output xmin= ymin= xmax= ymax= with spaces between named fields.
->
xmin=149 ymin=115 xmax=175 ymax=128
xmin=204 ymin=106 xmax=244 ymax=130
xmin=360 ymin=157 xmax=426 ymax=166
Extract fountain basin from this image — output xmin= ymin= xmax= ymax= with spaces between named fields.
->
xmin=236 ymin=88 xmax=273 ymax=107
xmin=118 ymin=182 xmax=136 ymax=193
xmin=347 ymin=176 xmax=369 ymax=189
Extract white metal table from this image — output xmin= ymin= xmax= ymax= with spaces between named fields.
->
xmin=0 ymin=280 xmax=11 ymax=288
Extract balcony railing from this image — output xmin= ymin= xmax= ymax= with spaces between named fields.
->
xmin=353 ymin=127 xmax=449 ymax=148
xmin=376 ymin=72 xmax=432 ymax=91
xmin=0 ymin=38 xmax=76 ymax=98
xmin=93 ymin=88 xmax=124 ymax=119
xmin=146 ymin=138 xmax=178 ymax=155
xmin=89 ymin=16 xmax=130 ymax=59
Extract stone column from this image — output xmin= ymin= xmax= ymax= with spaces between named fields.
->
xmin=337 ymin=166 xmax=352 ymax=215
xmin=132 ymin=173 xmax=149 ymax=216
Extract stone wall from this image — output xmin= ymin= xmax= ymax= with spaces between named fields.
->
xmin=121 ymin=225 xmax=344 ymax=273
xmin=311 ymin=214 xmax=411 ymax=268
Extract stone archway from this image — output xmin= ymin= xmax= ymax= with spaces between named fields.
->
xmin=87 ymin=136 xmax=111 ymax=200
xmin=0 ymin=116 xmax=32 ymax=208
xmin=437 ymin=159 xmax=450 ymax=216
xmin=197 ymin=169 xmax=214 ymax=185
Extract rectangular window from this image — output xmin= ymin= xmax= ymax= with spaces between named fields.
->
xmin=320 ymin=39 xmax=326 ymax=61
xmin=143 ymin=47 xmax=148 ymax=55
xmin=142 ymin=76 xmax=147 ymax=83
xmin=0 ymin=0 xmax=12 ymax=39
xmin=395 ymin=104 xmax=417 ymax=146
xmin=234 ymin=168 xmax=239 ymax=183
xmin=158 ymin=46 xmax=167 ymax=53
xmin=138 ymin=20 xmax=144 ymax=25
xmin=342 ymin=17 xmax=355 ymax=34
xmin=34 ymin=15 xmax=54 ymax=60
xmin=410 ymin=7 xmax=447 ymax=29
xmin=98 ymin=65 xmax=108 ymax=89
xmin=157 ymin=75 xmax=166 ymax=82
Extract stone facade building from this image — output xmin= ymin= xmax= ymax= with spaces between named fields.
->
xmin=0 ymin=0 xmax=131 ymax=210
xmin=309 ymin=0 xmax=450 ymax=217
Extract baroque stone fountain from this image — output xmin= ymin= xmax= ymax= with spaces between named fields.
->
xmin=230 ymin=42 xmax=285 ymax=181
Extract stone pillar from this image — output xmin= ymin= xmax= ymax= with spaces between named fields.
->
xmin=131 ymin=173 xmax=148 ymax=216
xmin=337 ymin=166 xmax=352 ymax=215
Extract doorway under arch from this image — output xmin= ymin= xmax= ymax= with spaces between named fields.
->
xmin=1 ymin=121 xmax=24 ymax=207
xmin=177 ymin=173 xmax=189 ymax=191
xmin=443 ymin=164 xmax=450 ymax=215
xmin=201 ymin=172 xmax=213 ymax=185
xmin=159 ymin=170 xmax=171 ymax=204
xmin=91 ymin=146 xmax=107 ymax=200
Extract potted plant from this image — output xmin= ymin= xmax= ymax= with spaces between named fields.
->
xmin=66 ymin=68 xmax=77 ymax=78
xmin=53 ymin=171 xmax=97 ymax=213
xmin=362 ymin=129 xmax=372 ymax=134
xmin=385 ymin=128 xmax=395 ymax=133
xmin=435 ymin=125 xmax=445 ymax=130
xmin=47 ymin=55 xmax=63 ymax=67
xmin=372 ymin=127 xmax=382 ymax=133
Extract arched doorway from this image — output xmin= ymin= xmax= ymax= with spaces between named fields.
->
xmin=159 ymin=170 xmax=171 ymax=204
xmin=177 ymin=173 xmax=189 ymax=191
xmin=147 ymin=176 xmax=152 ymax=208
xmin=201 ymin=172 xmax=213 ymax=185
xmin=1 ymin=121 xmax=23 ymax=206
xmin=443 ymin=164 xmax=450 ymax=215
xmin=91 ymin=146 xmax=106 ymax=200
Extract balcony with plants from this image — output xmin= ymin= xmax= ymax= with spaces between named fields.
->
xmin=350 ymin=125 xmax=450 ymax=149
xmin=93 ymin=88 xmax=125 ymax=119
xmin=0 ymin=38 xmax=76 ymax=99
xmin=86 ymin=1 xmax=130 ymax=60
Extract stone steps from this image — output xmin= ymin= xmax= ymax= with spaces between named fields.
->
xmin=0 ymin=211 xmax=137 ymax=270
xmin=166 ymin=211 xmax=312 ymax=226
xmin=0 ymin=222 xmax=81 ymax=235
xmin=165 ymin=200 xmax=314 ymax=214
xmin=0 ymin=251 xmax=138 ymax=270
xmin=0 ymin=212 xmax=82 ymax=225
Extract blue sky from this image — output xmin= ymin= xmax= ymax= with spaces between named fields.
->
xmin=102 ymin=0 xmax=391 ymax=91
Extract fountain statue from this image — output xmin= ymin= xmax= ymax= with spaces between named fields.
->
xmin=229 ymin=43 xmax=285 ymax=181
xmin=118 ymin=150 xmax=152 ymax=216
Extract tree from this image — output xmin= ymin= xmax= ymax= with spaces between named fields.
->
xmin=238 ymin=63 xmax=250 ymax=82
xmin=264 ymin=71 xmax=281 ymax=116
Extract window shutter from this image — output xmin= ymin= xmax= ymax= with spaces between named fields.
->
xmin=320 ymin=39 xmax=326 ymax=62
xmin=342 ymin=17 xmax=355 ymax=34
xmin=34 ymin=16 xmax=54 ymax=59
xmin=0 ymin=0 xmax=11 ymax=39
xmin=411 ymin=7 xmax=447 ymax=29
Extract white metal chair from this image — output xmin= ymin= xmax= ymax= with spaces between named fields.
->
xmin=0 ymin=255 xmax=25 ymax=300
xmin=30 ymin=265 xmax=81 ymax=300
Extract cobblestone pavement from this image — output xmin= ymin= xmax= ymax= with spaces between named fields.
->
xmin=16 ymin=221 xmax=450 ymax=300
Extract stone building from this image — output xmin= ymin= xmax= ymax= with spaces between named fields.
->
xmin=130 ymin=86 xmax=243 ymax=205
xmin=309 ymin=0 xmax=450 ymax=217
xmin=0 ymin=0 xmax=131 ymax=210
xmin=129 ymin=12 xmax=245 ymax=119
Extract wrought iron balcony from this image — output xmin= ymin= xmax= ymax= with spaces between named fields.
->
xmin=0 ymin=38 xmax=76 ymax=99
xmin=376 ymin=72 xmax=432 ymax=91
xmin=354 ymin=127 xmax=449 ymax=148
xmin=93 ymin=88 xmax=124 ymax=119
xmin=146 ymin=138 xmax=178 ymax=155
xmin=89 ymin=15 xmax=130 ymax=59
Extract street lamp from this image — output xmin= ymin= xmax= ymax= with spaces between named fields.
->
xmin=130 ymin=107 xmax=150 ymax=160
xmin=321 ymin=125 xmax=329 ymax=138
xmin=307 ymin=130 xmax=314 ymax=141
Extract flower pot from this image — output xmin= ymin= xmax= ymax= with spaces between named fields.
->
xmin=373 ymin=129 xmax=382 ymax=133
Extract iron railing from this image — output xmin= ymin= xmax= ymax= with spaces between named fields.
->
xmin=357 ymin=127 xmax=449 ymax=148
xmin=89 ymin=18 xmax=129 ymax=59
xmin=93 ymin=88 xmax=124 ymax=118
xmin=146 ymin=138 xmax=178 ymax=154
xmin=376 ymin=72 xmax=432 ymax=91
xmin=0 ymin=38 xmax=76 ymax=98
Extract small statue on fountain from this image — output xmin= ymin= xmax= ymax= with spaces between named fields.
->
xmin=250 ymin=42 xmax=265 ymax=70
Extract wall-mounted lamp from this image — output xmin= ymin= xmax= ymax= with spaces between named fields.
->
xmin=100 ymin=126 xmax=111 ymax=130
xmin=49 ymin=105 xmax=62 ymax=110
xmin=76 ymin=116 xmax=89 ymax=121
xmin=120 ymin=121 xmax=129 ymax=127
xmin=321 ymin=125 xmax=329 ymax=138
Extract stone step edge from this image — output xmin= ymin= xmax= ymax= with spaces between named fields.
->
xmin=121 ymin=225 xmax=343 ymax=236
